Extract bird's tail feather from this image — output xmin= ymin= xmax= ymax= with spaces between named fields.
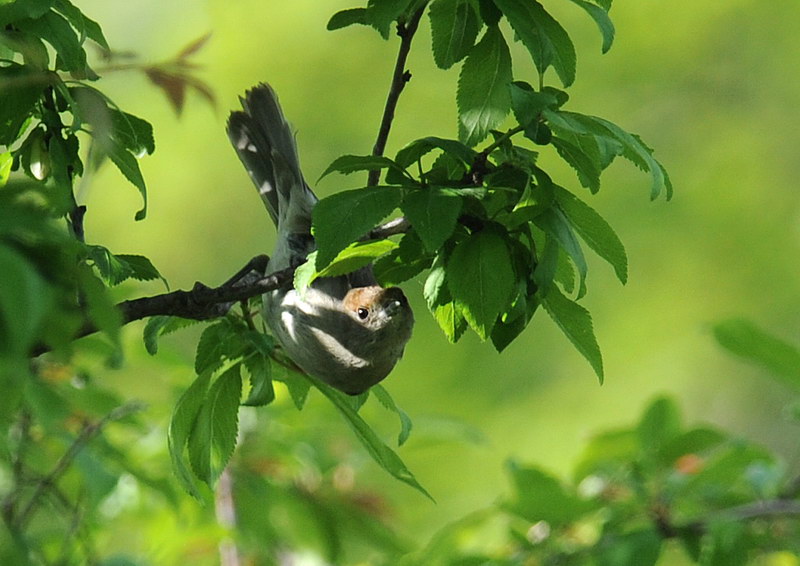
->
xmin=227 ymin=83 xmax=316 ymax=232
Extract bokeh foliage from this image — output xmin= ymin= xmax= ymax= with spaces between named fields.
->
xmin=1 ymin=0 xmax=799 ymax=564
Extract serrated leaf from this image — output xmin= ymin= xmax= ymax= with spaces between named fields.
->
xmin=424 ymin=261 xmax=468 ymax=342
xmin=713 ymin=319 xmax=800 ymax=390
xmin=541 ymin=286 xmax=603 ymax=382
xmin=19 ymin=11 xmax=91 ymax=76
xmin=372 ymin=385 xmax=413 ymax=446
xmin=318 ymin=154 xmax=407 ymax=182
xmin=553 ymin=185 xmax=627 ymax=283
xmin=105 ymin=140 xmax=147 ymax=220
xmin=114 ymin=254 xmax=166 ymax=285
xmin=374 ymin=232 xmax=431 ymax=286
xmin=366 ymin=0 xmax=413 ymax=39
xmin=168 ymin=371 xmax=211 ymax=498
xmin=493 ymin=0 xmax=576 ymax=87
xmin=0 ymin=64 xmax=44 ymax=146
xmin=535 ymin=208 xmax=588 ymax=298
xmin=319 ymin=239 xmax=398 ymax=277
xmin=429 ymin=0 xmax=480 ymax=69
xmin=312 ymin=378 xmax=432 ymax=499
xmin=77 ymin=263 xmax=122 ymax=350
xmin=545 ymin=110 xmax=671 ymax=200
xmin=566 ymin=0 xmax=614 ymax=53
xmin=551 ymin=137 xmax=601 ymax=192
xmin=446 ymin=226 xmax=516 ymax=339
xmin=111 ymin=110 xmax=155 ymax=156
xmin=242 ymin=354 xmax=275 ymax=406
xmin=53 ymin=0 xmax=109 ymax=50
xmin=143 ymin=316 xmax=197 ymax=355
xmin=402 ymin=187 xmax=463 ymax=251
xmin=195 ymin=321 xmax=232 ymax=374
xmin=188 ymin=366 xmax=242 ymax=485
xmin=327 ymin=8 xmax=369 ymax=30
xmin=457 ymin=26 xmax=512 ymax=147
xmin=281 ymin=369 xmax=311 ymax=410
xmin=312 ymin=186 xmax=402 ymax=269
xmin=394 ymin=136 xmax=478 ymax=169
xmin=509 ymin=82 xmax=559 ymax=141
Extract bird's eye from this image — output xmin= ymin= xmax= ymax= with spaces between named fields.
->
xmin=357 ymin=307 xmax=369 ymax=320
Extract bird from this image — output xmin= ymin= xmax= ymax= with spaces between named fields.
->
xmin=226 ymin=83 xmax=414 ymax=395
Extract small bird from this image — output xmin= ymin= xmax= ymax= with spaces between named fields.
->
xmin=227 ymin=84 xmax=414 ymax=395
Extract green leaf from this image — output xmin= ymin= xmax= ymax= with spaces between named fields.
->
xmin=318 ymin=154 xmax=407 ymax=182
xmin=114 ymin=254 xmax=165 ymax=285
xmin=372 ymin=385 xmax=413 ymax=446
xmin=637 ymin=396 xmax=682 ymax=464
xmin=535 ymin=207 xmax=588 ymax=298
xmin=429 ymin=0 xmax=480 ymax=70
xmin=0 ymin=152 xmax=12 ymax=188
xmin=327 ymin=8 xmax=369 ymax=30
xmin=566 ymin=0 xmax=614 ymax=53
xmin=0 ymin=0 xmax=52 ymax=25
xmin=312 ymin=378 xmax=432 ymax=499
xmin=509 ymin=82 xmax=559 ymax=142
xmin=281 ymin=369 xmax=311 ymax=410
xmin=713 ymin=319 xmax=800 ymax=389
xmin=365 ymin=0 xmax=413 ymax=39
xmin=242 ymin=353 xmax=275 ymax=407
xmin=394 ymin=136 xmax=478 ymax=169
xmin=0 ymin=64 xmax=45 ymax=145
xmin=402 ymin=187 xmax=463 ymax=251
xmin=457 ymin=26 xmax=512 ymax=147
xmin=541 ymin=285 xmax=603 ymax=382
xmin=195 ymin=321 xmax=234 ymax=374
xmin=446 ymin=226 xmax=516 ymax=339
xmin=143 ymin=316 xmax=198 ymax=355
xmin=168 ymin=371 xmax=212 ymax=498
xmin=77 ymin=263 xmax=122 ymax=351
xmin=424 ymin=261 xmax=468 ymax=342
xmin=53 ymin=0 xmax=110 ymax=50
xmin=596 ymin=530 xmax=662 ymax=566
xmin=374 ymin=232 xmax=431 ymax=285
xmin=546 ymin=110 xmax=672 ymax=200
xmin=318 ymin=239 xmax=398 ymax=277
xmin=505 ymin=461 xmax=595 ymax=526
xmin=491 ymin=282 xmax=538 ymax=352
xmin=105 ymin=141 xmax=147 ymax=220
xmin=188 ymin=366 xmax=242 ymax=485
xmin=19 ymin=11 xmax=91 ymax=76
xmin=312 ymin=185 xmax=402 ymax=269
xmin=0 ymin=29 xmax=50 ymax=69
xmin=111 ymin=110 xmax=155 ymax=156
xmin=553 ymin=185 xmax=627 ymax=284
xmin=493 ymin=0 xmax=576 ymax=87
xmin=0 ymin=243 xmax=49 ymax=355
xmin=295 ymin=240 xmax=399 ymax=291
xmin=551 ymin=137 xmax=601 ymax=192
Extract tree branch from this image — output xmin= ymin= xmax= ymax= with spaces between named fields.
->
xmin=32 ymin=218 xmax=411 ymax=354
xmin=368 ymin=4 xmax=427 ymax=186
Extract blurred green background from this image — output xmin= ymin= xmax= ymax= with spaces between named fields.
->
xmin=71 ymin=0 xmax=800 ymax=555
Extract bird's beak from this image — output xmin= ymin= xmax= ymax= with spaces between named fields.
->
xmin=384 ymin=299 xmax=404 ymax=317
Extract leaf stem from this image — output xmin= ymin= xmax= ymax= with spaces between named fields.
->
xmin=368 ymin=4 xmax=428 ymax=186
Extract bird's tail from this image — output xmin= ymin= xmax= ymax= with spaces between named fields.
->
xmin=227 ymin=83 xmax=317 ymax=234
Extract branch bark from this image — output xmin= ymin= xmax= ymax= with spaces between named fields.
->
xmin=368 ymin=4 xmax=427 ymax=186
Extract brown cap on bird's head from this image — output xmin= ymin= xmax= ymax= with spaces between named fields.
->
xmin=343 ymin=286 xmax=409 ymax=321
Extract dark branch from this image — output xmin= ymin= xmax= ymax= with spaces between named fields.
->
xmin=32 ymin=218 xmax=411 ymax=355
xmin=368 ymin=4 xmax=427 ymax=186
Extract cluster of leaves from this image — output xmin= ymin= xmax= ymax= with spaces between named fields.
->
xmin=405 ymin=396 xmax=800 ymax=566
xmin=0 ymin=367 xmax=169 ymax=565
xmin=0 ymin=0 xmax=165 ymax=385
xmin=317 ymin=0 xmax=671 ymax=382
xmin=146 ymin=313 xmax=428 ymax=499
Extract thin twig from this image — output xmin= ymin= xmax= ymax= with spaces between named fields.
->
xmin=16 ymin=402 xmax=145 ymax=528
xmin=368 ymin=4 xmax=428 ymax=186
